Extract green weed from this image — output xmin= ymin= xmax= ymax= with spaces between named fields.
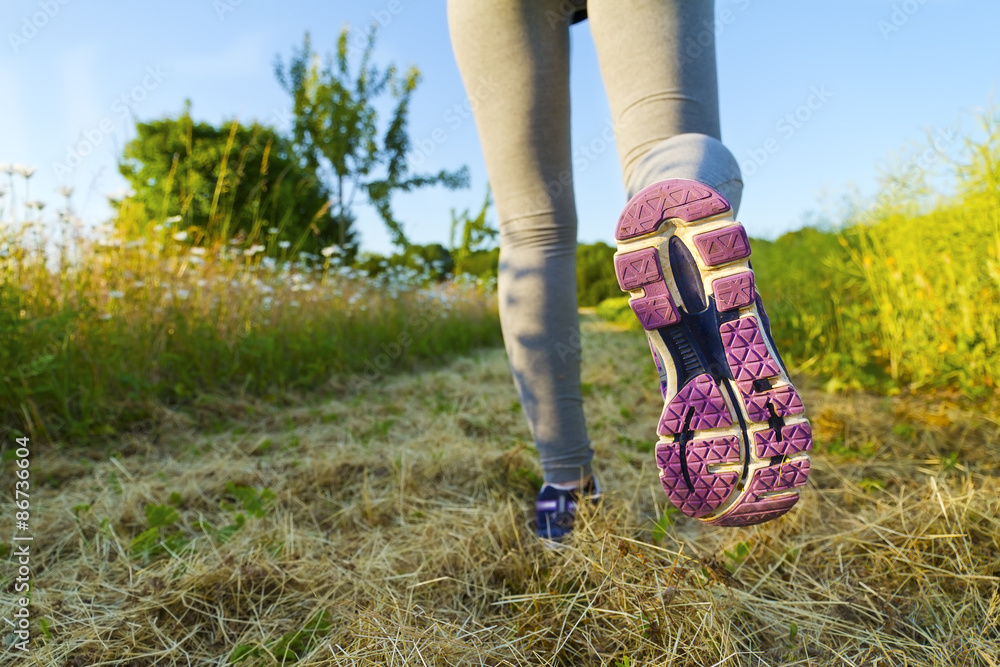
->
xmin=229 ymin=609 xmax=333 ymax=664
xmin=197 ymin=482 xmax=275 ymax=543
xmin=651 ymin=506 xmax=679 ymax=545
xmin=724 ymin=541 xmax=751 ymax=573
xmin=858 ymin=477 xmax=886 ymax=493
xmin=129 ymin=503 xmax=188 ymax=563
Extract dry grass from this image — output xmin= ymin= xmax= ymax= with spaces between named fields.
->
xmin=4 ymin=315 xmax=1000 ymax=666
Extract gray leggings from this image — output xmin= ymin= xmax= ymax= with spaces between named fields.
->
xmin=447 ymin=0 xmax=743 ymax=484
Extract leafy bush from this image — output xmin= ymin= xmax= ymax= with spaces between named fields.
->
xmin=595 ymin=296 xmax=641 ymax=329
xmin=117 ymin=108 xmax=349 ymax=256
xmin=457 ymin=247 xmax=500 ymax=281
xmin=576 ymin=241 xmax=621 ymax=307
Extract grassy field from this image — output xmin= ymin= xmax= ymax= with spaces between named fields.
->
xmin=2 ymin=112 xmax=999 ymax=665
xmin=2 ymin=315 xmax=998 ymax=665
xmin=0 ymin=204 xmax=501 ymax=444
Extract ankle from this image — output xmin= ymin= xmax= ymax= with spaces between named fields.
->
xmin=545 ymin=474 xmax=593 ymax=491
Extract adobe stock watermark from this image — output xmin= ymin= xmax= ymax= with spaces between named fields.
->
xmin=741 ymin=84 xmax=833 ymax=178
xmin=858 ymin=122 xmax=959 ymax=225
xmin=679 ymin=0 xmax=753 ymax=65
xmin=345 ymin=0 xmax=416 ymax=53
xmin=545 ymin=0 xmax=752 ymax=38
xmin=351 ymin=307 xmax=438 ymax=387
xmin=555 ymin=326 xmax=583 ymax=363
xmin=521 ymin=116 xmax=627 ymax=212
xmin=572 ymin=117 xmax=620 ymax=175
xmin=266 ymin=106 xmax=294 ymax=131
xmin=544 ymin=0 xmax=587 ymax=29
xmin=410 ymin=74 xmax=497 ymax=168
xmin=52 ymin=65 xmax=168 ymax=178
xmin=213 ymin=0 xmax=245 ymax=21
xmin=8 ymin=0 xmax=72 ymax=53
xmin=877 ymin=0 xmax=929 ymax=40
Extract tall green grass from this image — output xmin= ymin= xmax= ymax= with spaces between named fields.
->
xmin=601 ymin=112 xmax=1000 ymax=400
xmin=756 ymin=112 xmax=999 ymax=398
xmin=0 ymin=199 xmax=501 ymax=444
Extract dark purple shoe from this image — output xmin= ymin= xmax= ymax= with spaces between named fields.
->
xmin=614 ymin=179 xmax=812 ymax=527
xmin=535 ymin=477 xmax=601 ymax=542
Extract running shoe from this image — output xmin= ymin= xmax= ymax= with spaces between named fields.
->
xmin=535 ymin=477 xmax=601 ymax=542
xmin=613 ymin=179 xmax=811 ymax=526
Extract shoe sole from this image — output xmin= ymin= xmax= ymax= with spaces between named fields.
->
xmin=613 ymin=179 xmax=812 ymax=527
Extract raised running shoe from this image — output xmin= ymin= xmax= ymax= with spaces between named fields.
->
xmin=613 ymin=178 xmax=812 ymax=526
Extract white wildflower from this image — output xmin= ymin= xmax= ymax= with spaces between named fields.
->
xmin=278 ymin=240 xmax=291 ymax=250
xmin=176 ymin=289 xmax=190 ymax=299
xmin=321 ymin=245 xmax=337 ymax=257
xmin=173 ymin=231 xmax=188 ymax=242
xmin=13 ymin=165 xmax=36 ymax=179
xmin=165 ymin=215 xmax=183 ymax=224
xmin=268 ymin=227 xmax=279 ymax=235
xmin=189 ymin=246 xmax=206 ymax=256
xmin=244 ymin=244 xmax=265 ymax=256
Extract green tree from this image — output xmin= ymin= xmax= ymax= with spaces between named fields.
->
xmin=274 ymin=29 xmax=468 ymax=250
xmin=449 ymin=187 xmax=497 ymax=276
xmin=117 ymin=103 xmax=348 ymax=253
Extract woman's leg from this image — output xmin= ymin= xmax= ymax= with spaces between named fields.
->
xmin=588 ymin=0 xmax=812 ymax=527
xmin=588 ymin=0 xmax=743 ymax=212
xmin=448 ymin=0 xmax=592 ymax=485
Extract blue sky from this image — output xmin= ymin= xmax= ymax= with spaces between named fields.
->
xmin=2 ymin=0 xmax=997 ymax=255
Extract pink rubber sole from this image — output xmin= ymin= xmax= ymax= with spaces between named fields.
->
xmin=614 ymin=179 xmax=812 ymax=527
